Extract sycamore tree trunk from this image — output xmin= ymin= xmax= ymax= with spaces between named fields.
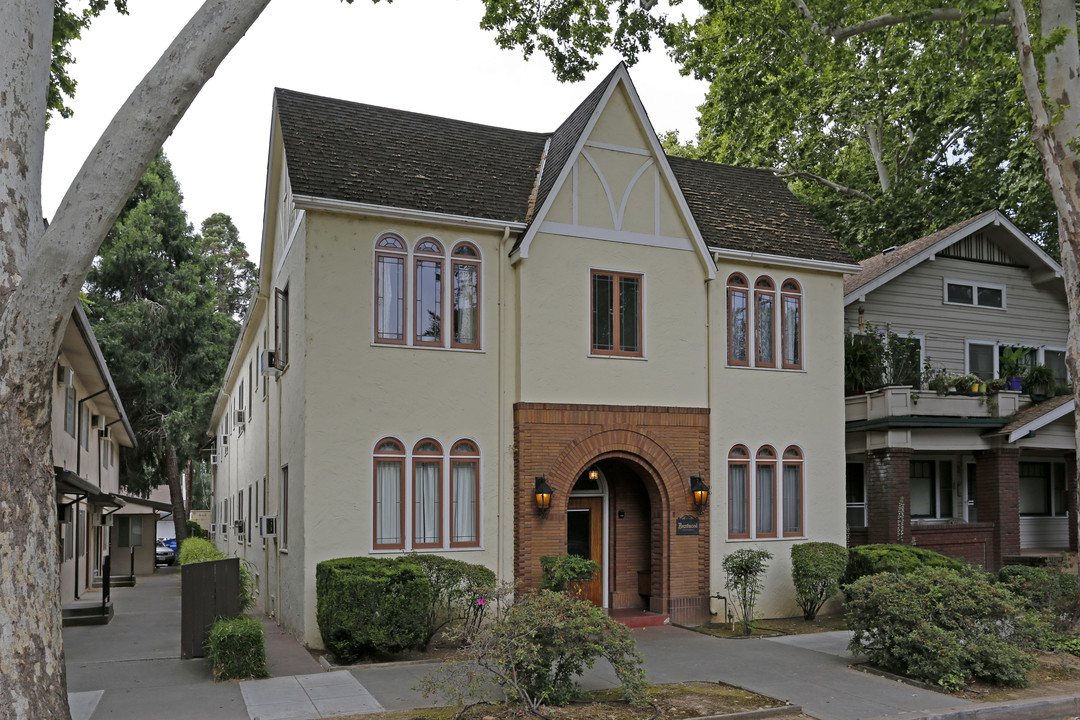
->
xmin=1007 ymin=0 xmax=1080 ymax=579
xmin=168 ymin=447 xmax=188 ymax=544
xmin=0 ymin=1 xmax=271 ymax=716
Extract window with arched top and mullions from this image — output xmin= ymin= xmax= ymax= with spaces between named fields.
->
xmin=727 ymin=273 xmax=803 ymax=370
xmin=373 ymin=436 xmax=482 ymax=551
xmin=374 ymin=234 xmax=483 ymax=350
xmin=728 ymin=443 xmax=805 ymax=540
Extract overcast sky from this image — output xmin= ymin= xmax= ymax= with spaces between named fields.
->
xmin=42 ymin=0 xmax=709 ymax=259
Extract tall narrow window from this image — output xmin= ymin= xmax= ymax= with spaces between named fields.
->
xmin=64 ymin=382 xmax=76 ymax=437
xmin=247 ymin=483 xmax=253 ymax=545
xmin=782 ymin=446 xmax=803 ymax=536
xmin=450 ymin=440 xmax=480 ymax=547
xmin=375 ymin=235 xmax=406 ymax=344
xmin=79 ymin=404 xmax=90 ymax=450
xmin=728 ymin=445 xmax=750 ymax=539
xmin=373 ymin=439 xmax=404 ymax=550
xmin=727 ymin=274 xmax=749 ymax=366
xmin=451 ymin=242 xmax=481 ymax=349
xmin=275 ymin=286 xmax=289 ymax=368
xmin=781 ymin=279 xmax=802 ymax=369
xmin=755 ymin=446 xmax=777 ymax=537
xmin=754 ymin=277 xmax=776 ymax=368
xmin=412 ymin=439 xmax=443 ymax=548
xmin=414 ymin=239 xmax=444 ymax=346
xmin=591 ymin=270 xmax=642 ymax=356
xmin=247 ymin=361 xmax=253 ymax=419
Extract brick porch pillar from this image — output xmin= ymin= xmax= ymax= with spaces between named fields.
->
xmin=1067 ymin=453 xmax=1077 ymax=553
xmin=974 ymin=448 xmax=1020 ymax=571
xmin=865 ymin=448 xmax=912 ymax=545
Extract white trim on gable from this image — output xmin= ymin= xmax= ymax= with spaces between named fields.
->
xmin=540 ymin=222 xmax=694 ymax=251
xmin=292 ymin=195 xmax=528 ymax=234
xmin=513 ymin=65 xmax=716 ymax=280
xmin=1006 ymin=399 xmax=1075 ymax=443
xmin=583 ymin=139 xmax=651 ymax=156
xmin=844 ymin=210 xmax=1063 ymax=306
xmin=711 ymin=247 xmax=861 ymax=274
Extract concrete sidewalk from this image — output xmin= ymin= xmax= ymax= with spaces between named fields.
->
xmin=61 ymin=571 xmax=1073 ymax=720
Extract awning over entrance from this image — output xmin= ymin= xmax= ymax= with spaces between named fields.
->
xmin=55 ymin=467 xmax=101 ymax=497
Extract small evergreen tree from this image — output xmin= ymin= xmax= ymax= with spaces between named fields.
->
xmin=722 ymin=548 xmax=772 ymax=635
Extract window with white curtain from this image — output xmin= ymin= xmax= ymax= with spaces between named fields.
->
xmin=374 ymin=439 xmax=405 ymax=549
xmin=451 ymin=440 xmax=479 ymax=547
xmin=412 ymin=439 xmax=443 ymax=548
xmin=729 ymin=443 xmax=806 ymax=540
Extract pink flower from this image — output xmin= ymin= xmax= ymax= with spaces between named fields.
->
xmin=477 ymin=598 xmax=487 ymax=606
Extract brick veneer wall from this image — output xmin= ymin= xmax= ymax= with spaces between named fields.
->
xmin=865 ymin=448 xmax=911 ymax=545
xmin=513 ymin=403 xmax=710 ymax=626
xmin=910 ymin=523 xmax=995 ymax=567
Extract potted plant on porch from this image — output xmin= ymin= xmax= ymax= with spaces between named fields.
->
xmin=999 ymin=347 xmax=1031 ymax=392
xmin=1023 ymin=364 xmax=1056 ymax=400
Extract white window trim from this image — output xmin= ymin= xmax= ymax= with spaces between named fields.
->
xmin=1018 ymin=457 xmax=1068 ymax=518
xmin=943 ymin=277 xmax=1006 ymax=310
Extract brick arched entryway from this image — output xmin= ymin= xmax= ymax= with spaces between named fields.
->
xmin=513 ymin=403 xmax=711 ymax=625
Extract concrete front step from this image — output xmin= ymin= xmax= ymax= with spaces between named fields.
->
xmin=92 ymin=575 xmax=136 ymax=588
xmin=607 ymin=609 xmax=671 ymax=628
xmin=62 ymin=601 xmax=114 ymax=627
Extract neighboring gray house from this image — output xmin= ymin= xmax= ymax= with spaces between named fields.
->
xmin=843 ymin=210 xmax=1076 ymax=569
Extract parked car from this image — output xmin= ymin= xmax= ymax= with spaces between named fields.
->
xmin=155 ymin=540 xmax=175 ymax=566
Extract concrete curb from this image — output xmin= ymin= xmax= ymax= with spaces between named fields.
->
xmin=861 ymin=692 xmax=1080 ymax=720
xmin=686 ymin=705 xmax=804 ymax=719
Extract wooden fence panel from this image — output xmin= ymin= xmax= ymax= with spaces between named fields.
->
xmin=180 ymin=558 xmax=240 ymax=659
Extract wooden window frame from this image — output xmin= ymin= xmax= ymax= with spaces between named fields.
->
xmin=782 ymin=446 xmax=804 ymax=537
xmin=727 ymin=445 xmax=751 ymax=539
xmin=274 ymin=286 xmax=289 ymax=369
xmin=450 ymin=242 xmax=482 ymax=350
xmin=374 ymin=235 xmax=408 ymax=346
xmin=449 ymin=440 xmax=480 ymax=548
xmin=754 ymin=277 xmax=777 ymax=369
xmin=780 ymin=279 xmax=803 ymax=370
xmin=727 ymin=274 xmax=749 ymax=367
xmin=373 ymin=438 xmax=406 ymax=550
xmin=414 ymin=238 xmax=445 ymax=347
xmin=411 ymin=438 xmax=443 ymax=549
xmin=755 ymin=445 xmax=778 ymax=538
xmin=590 ymin=269 xmax=643 ymax=357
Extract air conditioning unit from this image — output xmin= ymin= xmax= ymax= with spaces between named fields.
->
xmin=91 ymin=510 xmax=104 ymax=526
xmin=210 ymin=453 xmax=218 ymax=466
xmin=208 ymin=523 xmax=216 ymax=535
xmin=259 ymin=515 xmax=278 ymax=538
xmin=101 ymin=513 xmax=113 ymax=527
xmin=220 ymin=435 xmax=228 ymax=446
xmin=57 ymin=365 xmax=73 ymax=386
xmin=99 ymin=426 xmax=112 ymax=440
xmin=92 ymin=414 xmax=106 ymax=431
xmin=234 ymin=409 xmax=245 ymax=425
xmin=261 ymin=350 xmax=281 ymax=377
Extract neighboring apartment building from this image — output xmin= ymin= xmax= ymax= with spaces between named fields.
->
xmin=844 ymin=210 xmax=1076 ymax=569
xmin=209 ymin=64 xmax=859 ymax=648
xmin=54 ymin=304 xmax=136 ymax=601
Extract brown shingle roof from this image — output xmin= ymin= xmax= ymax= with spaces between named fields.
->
xmin=844 ymin=211 xmax=996 ymax=297
xmin=995 ymin=394 xmax=1074 ymax=437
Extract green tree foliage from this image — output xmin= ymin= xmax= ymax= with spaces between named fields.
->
xmin=195 ymin=213 xmax=258 ymax=319
xmin=84 ymin=152 xmax=238 ymax=512
xmin=722 ymin=547 xmax=772 ymax=635
xmin=50 ymin=1 xmax=129 ymax=119
xmin=662 ymin=0 xmax=1057 ymax=257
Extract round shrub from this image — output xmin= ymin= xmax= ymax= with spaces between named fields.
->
xmin=999 ymin=564 xmax=1079 ymax=629
xmin=846 ymin=567 xmax=1047 ymax=690
xmin=316 ymin=556 xmax=432 ymax=662
xmin=206 ymin=615 xmax=268 ymax=681
xmin=791 ymin=542 xmax=848 ymax=620
xmin=843 ymin=543 xmax=963 ymax=586
xmin=406 ymin=553 xmax=497 ymax=646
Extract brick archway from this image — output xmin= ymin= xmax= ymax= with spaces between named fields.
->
xmin=513 ymin=403 xmax=710 ymax=625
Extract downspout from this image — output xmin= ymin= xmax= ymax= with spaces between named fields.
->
xmin=497 ymin=226 xmax=510 ymax=582
xmin=75 ymin=388 xmax=108 ymax=600
xmin=76 ymin=389 xmax=109 ymax=477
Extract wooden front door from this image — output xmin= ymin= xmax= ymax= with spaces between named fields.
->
xmin=567 ymin=497 xmax=603 ymax=606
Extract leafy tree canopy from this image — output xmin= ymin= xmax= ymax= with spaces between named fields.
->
xmin=52 ymin=0 xmax=128 ymax=119
xmin=84 ymin=151 xmax=238 ymax=496
xmin=196 ymin=212 xmax=258 ymax=319
xmin=662 ymin=0 xmax=1057 ymax=257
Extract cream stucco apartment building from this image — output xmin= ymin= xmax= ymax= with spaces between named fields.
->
xmin=209 ymin=65 xmax=859 ymax=648
xmin=54 ymin=304 xmax=136 ymax=604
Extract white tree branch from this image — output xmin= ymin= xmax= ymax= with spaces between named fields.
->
xmin=823 ymin=8 xmax=1011 ymax=42
xmin=771 ymin=169 xmax=875 ymax=200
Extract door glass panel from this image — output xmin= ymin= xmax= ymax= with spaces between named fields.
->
xmin=566 ymin=509 xmax=591 ymax=559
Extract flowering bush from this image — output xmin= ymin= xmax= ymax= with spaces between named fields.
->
xmin=406 ymin=553 xmax=499 ymax=647
xmin=846 ymin=567 xmax=1047 ymax=690
xmin=420 ymin=590 xmax=647 ymax=712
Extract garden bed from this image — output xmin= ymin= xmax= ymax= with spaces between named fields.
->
xmin=693 ymin=614 xmax=847 ymax=639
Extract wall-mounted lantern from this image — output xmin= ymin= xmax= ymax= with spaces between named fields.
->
xmin=588 ymin=466 xmax=600 ymax=481
xmin=535 ymin=476 xmax=553 ymax=516
xmin=690 ymin=475 xmax=710 ymax=513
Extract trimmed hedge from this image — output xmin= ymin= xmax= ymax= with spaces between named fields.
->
xmin=791 ymin=542 xmax=848 ymax=620
xmin=406 ymin=554 xmax=496 ymax=646
xmin=206 ymin=616 xmax=269 ymax=680
xmin=316 ymin=556 xmax=432 ymax=662
xmin=846 ymin=567 xmax=1045 ymax=690
xmin=843 ymin=544 xmax=963 ymax=586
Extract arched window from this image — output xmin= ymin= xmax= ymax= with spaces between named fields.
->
xmin=373 ymin=438 xmax=405 ymax=549
xmin=374 ymin=235 xmax=406 ymax=344
xmin=754 ymin=277 xmax=776 ymax=368
xmin=450 ymin=440 xmax=480 ymax=547
xmin=727 ymin=274 xmax=749 ymax=366
xmin=451 ymin=242 xmax=481 ymax=349
xmin=782 ymin=446 xmax=804 ymax=536
xmin=414 ymin=239 xmax=444 ymax=346
xmin=412 ymin=438 xmax=443 ymax=548
xmin=728 ymin=445 xmax=750 ymax=539
xmin=755 ymin=445 xmax=777 ymax=538
xmin=781 ymin=279 xmax=802 ymax=370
